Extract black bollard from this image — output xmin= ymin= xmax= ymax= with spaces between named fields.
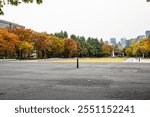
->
xmin=77 ymin=57 xmax=79 ymax=68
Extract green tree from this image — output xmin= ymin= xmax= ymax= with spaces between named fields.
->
xmin=54 ymin=31 xmax=68 ymax=39
xmin=70 ymin=34 xmax=77 ymax=41
xmin=0 ymin=0 xmax=43 ymax=15
xmin=87 ymin=37 xmax=102 ymax=57
xmin=85 ymin=43 xmax=95 ymax=57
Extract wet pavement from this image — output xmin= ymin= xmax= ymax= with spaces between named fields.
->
xmin=0 ymin=61 xmax=150 ymax=100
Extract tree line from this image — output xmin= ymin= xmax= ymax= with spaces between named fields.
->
xmin=0 ymin=27 xmax=150 ymax=59
xmin=0 ymin=27 xmax=116 ymax=59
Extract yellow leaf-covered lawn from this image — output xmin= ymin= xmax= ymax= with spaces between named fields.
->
xmin=48 ymin=58 xmax=127 ymax=62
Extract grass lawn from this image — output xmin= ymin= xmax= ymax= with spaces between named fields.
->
xmin=48 ymin=58 xmax=127 ymax=62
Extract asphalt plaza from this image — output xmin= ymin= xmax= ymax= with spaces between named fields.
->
xmin=0 ymin=60 xmax=150 ymax=100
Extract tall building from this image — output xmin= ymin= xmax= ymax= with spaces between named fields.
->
xmin=118 ymin=42 xmax=122 ymax=50
xmin=125 ymin=40 xmax=131 ymax=47
xmin=120 ymin=38 xmax=126 ymax=49
xmin=145 ymin=31 xmax=150 ymax=38
xmin=110 ymin=38 xmax=116 ymax=45
xmin=0 ymin=19 xmax=25 ymax=29
xmin=119 ymin=38 xmax=131 ymax=49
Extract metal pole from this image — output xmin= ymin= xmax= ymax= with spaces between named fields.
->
xmin=77 ymin=42 xmax=79 ymax=68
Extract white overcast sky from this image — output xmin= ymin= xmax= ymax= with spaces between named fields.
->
xmin=0 ymin=0 xmax=150 ymax=42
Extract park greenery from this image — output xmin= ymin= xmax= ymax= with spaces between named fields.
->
xmin=0 ymin=27 xmax=150 ymax=59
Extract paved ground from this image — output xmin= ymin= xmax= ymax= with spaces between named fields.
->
xmin=0 ymin=60 xmax=150 ymax=100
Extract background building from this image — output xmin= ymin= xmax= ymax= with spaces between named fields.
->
xmin=125 ymin=40 xmax=131 ymax=47
xmin=118 ymin=38 xmax=131 ymax=50
xmin=145 ymin=30 xmax=150 ymax=38
xmin=0 ymin=19 xmax=25 ymax=29
xmin=110 ymin=38 xmax=116 ymax=45
xmin=120 ymin=38 xmax=126 ymax=49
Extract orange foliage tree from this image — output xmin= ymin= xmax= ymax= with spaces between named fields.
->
xmin=12 ymin=27 xmax=34 ymax=59
xmin=0 ymin=28 xmax=20 ymax=58
xmin=63 ymin=38 xmax=77 ymax=58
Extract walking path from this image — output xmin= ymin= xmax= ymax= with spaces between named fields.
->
xmin=125 ymin=58 xmax=150 ymax=63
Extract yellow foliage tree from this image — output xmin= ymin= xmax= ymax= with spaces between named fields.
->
xmin=102 ymin=43 xmax=112 ymax=56
xmin=125 ymin=47 xmax=132 ymax=57
xmin=20 ymin=41 xmax=33 ymax=58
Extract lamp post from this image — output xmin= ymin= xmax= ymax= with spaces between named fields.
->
xmin=76 ymin=42 xmax=79 ymax=68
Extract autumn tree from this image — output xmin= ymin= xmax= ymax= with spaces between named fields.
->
xmin=131 ymin=41 xmax=138 ymax=56
xmin=0 ymin=28 xmax=20 ymax=58
xmin=47 ymin=35 xmax=64 ymax=58
xmin=0 ymin=0 xmax=43 ymax=15
xmin=12 ymin=27 xmax=34 ymax=59
xmin=124 ymin=47 xmax=132 ymax=57
xmin=20 ymin=41 xmax=33 ymax=58
xmin=32 ymin=32 xmax=49 ymax=58
xmin=63 ymin=38 xmax=77 ymax=58
xmin=102 ymin=43 xmax=112 ymax=56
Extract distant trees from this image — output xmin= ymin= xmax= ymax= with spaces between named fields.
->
xmin=70 ymin=34 xmax=104 ymax=57
xmin=1 ymin=27 xmax=138 ymax=59
xmin=87 ymin=37 xmax=102 ymax=57
xmin=3 ymin=26 xmax=150 ymax=59
xmin=54 ymin=31 xmax=68 ymax=39
xmin=1 ymin=27 xmax=128 ymax=59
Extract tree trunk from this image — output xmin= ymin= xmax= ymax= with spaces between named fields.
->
xmin=142 ymin=53 xmax=145 ymax=58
